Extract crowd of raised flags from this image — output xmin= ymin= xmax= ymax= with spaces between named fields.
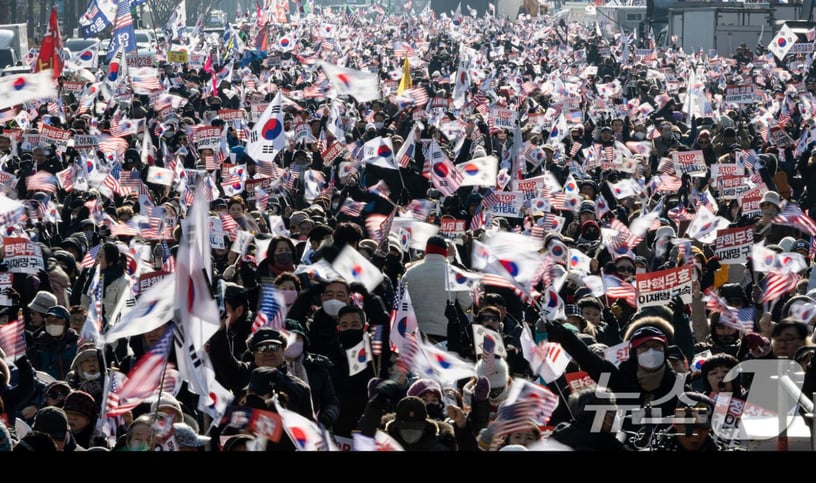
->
xmin=0 ymin=0 xmax=814 ymax=452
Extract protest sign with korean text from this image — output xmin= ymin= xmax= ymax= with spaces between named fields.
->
xmin=635 ymin=265 xmax=694 ymax=308
xmin=715 ymin=226 xmax=753 ymax=264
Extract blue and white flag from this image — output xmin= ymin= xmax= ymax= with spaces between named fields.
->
xmin=105 ymin=0 xmax=137 ymax=61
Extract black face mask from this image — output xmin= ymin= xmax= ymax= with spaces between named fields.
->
xmin=717 ymin=333 xmax=739 ymax=346
xmin=426 ymin=403 xmax=445 ymax=420
xmin=274 ymin=253 xmax=293 ymax=266
xmin=385 ymin=254 xmax=403 ymax=271
xmin=338 ymin=329 xmax=364 ymax=348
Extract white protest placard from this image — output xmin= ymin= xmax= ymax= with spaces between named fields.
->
xmin=717 ymin=175 xmax=751 ymax=199
xmin=0 ymin=272 xmax=13 ymax=305
xmin=40 ymin=124 xmax=72 ymax=153
xmin=724 ymin=85 xmax=757 ymax=104
xmin=217 ymin=109 xmax=246 ymax=122
xmin=250 ymin=102 xmax=269 ymax=123
xmin=710 ymin=163 xmax=745 ymax=180
xmin=488 ymin=191 xmax=525 ymax=218
xmin=3 ymin=237 xmax=44 ymax=274
xmin=209 ymin=216 xmax=226 ymax=249
xmin=489 ymin=107 xmax=518 ymax=130
xmin=603 ymin=341 xmax=630 ymax=367
xmin=740 ymin=187 xmax=763 ymax=218
xmin=73 ymin=135 xmax=99 ymax=151
xmin=671 ymin=150 xmax=707 ymax=176
xmin=635 ymin=265 xmax=694 ymax=308
xmin=715 ymin=226 xmax=753 ymax=265
xmin=194 ymin=126 xmax=222 ymax=152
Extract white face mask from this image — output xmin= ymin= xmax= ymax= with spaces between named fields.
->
xmin=636 ymin=268 xmax=646 ymax=275
xmin=637 ymin=349 xmax=665 ymax=370
xmin=374 ymin=122 xmax=384 ymax=129
xmin=634 ymin=131 xmax=646 ymax=140
xmin=46 ymin=325 xmax=64 ymax=337
xmin=284 ymin=340 xmax=304 ymax=359
xmin=322 ymin=299 xmax=346 ymax=317
xmin=82 ymin=371 xmax=101 ymax=381
xmin=281 ymin=290 xmax=298 ymax=306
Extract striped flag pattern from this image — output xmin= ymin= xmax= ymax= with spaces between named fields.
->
xmin=339 ymin=198 xmax=365 ymax=218
xmin=772 ymin=202 xmax=816 ymax=236
xmin=81 ymin=244 xmax=102 ymax=268
xmin=603 ymin=274 xmax=638 ymax=307
xmin=251 ymin=282 xmax=287 ymax=332
xmin=760 ymin=271 xmax=800 ymax=303
xmin=106 ymin=326 xmax=174 ymax=416
xmin=0 ymin=319 xmax=26 ymax=360
xmin=161 ymin=240 xmax=176 ymax=273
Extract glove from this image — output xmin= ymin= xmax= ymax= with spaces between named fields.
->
xmin=743 ymin=332 xmax=772 ymax=358
xmin=222 ymin=264 xmax=237 ymax=280
xmin=668 ymin=296 xmax=685 ymax=315
xmin=477 ymin=425 xmax=496 ymax=451
xmin=444 ymin=303 xmax=458 ymax=323
xmin=472 ymin=376 xmax=490 ymax=402
xmin=374 ymin=379 xmax=403 ymax=402
xmin=317 ymin=412 xmax=334 ymax=428
xmin=543 ymin=320 xmax=568 ymax=343
xmin=602 ymin=307 xmax=618 ymax=326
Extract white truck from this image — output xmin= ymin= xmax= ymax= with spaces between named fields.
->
xmin=0 ymin=23 xmax=28 ymax=70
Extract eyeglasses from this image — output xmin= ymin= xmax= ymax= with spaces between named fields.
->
xmin=616 ymin=265 xmax=635 ymax=274
xmin=255 ymin=343 xmax=282 ymax=353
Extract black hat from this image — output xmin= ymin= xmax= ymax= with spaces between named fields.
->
xmin=63 ymin=390 xmax=99 ymax=419
xmin=45 ymin=305 xmax=71 ymax=321
xmin=394 ymin=396 xmax=428 ymax=430
xmin=246 ymin=327 xmax=287 ymax=351
xmin=600 ymin=126 xmax=613 ymax=133
xmin=425 ymin=235 xmax=448 ymax=253
xmin=222 ymin=282 xmax=247 ymax=306
xmin=210 ymin=198 xmax=228 ymax=211
xmin=245 ymin=366 xmax=278 ymax=394
xmin=285 ymin=319 xmax=310 ymax=350
xmin=580 ymin=200 xmax=596 ymax=214
xmin=792 ymin=239 xmax=810 ymax=253
xmin=32 ymin=407 xmax=69 ymax=440
xmin=666 ymin=345 xmax=685 ymax=361
xmin=729 ymin=143 xmax=742 ymax=152
xmin=723 ymin=127 xmax=737 ymax=138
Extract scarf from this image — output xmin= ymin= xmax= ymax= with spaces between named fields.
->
xmin=637 ymin=365 xmax=666 ymax=394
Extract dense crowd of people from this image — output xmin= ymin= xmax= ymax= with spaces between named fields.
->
xmin=0 ymin=2 xmax=815 ymax=452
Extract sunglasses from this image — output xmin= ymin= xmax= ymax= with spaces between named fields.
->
xmin=255 ymin=343 xmax=282 ymax=353
xmin=616 ymin=265 xmax=635 ymax=274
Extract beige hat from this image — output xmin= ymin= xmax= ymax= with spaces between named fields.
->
xmin=28 ymin=291 xmax=58 ymax=314
xmin=359 ymin=239 xmax=378 ymax=254
xmin=760 ymin=190 xmax=781 ymax=208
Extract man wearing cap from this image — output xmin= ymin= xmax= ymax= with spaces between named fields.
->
xmin=24 ymin=290 xmax=58 ymax=351
xmin=63 ymin=390 xmax=108 ymax=449
xmin=545 ymin=315 xmax=687 ymax=431
xmin=208 ymin=326 xmax=314 ymax=418
xmin=32 ymin=406 xmax=85 ymax=451
xmin=401 ymin=236 xmax=473 ymax=345
xmin=65 ymin=344 xmax=106 ymax=404
xmin=31 ymin=305 xmax=79 ymax=380
xmin=173 ymin=422 xmax=212 ymax=451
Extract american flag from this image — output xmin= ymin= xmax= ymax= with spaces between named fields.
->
xmin=218 ymin=212 xmax=240 ymax=240
xmin=107 ymin=326 xmax=175 ymax=417
xmin=161 ymin=240 xmax=176 ymax=273
xmin=251 ymin=282 xmax=287 ymax=332
xmin=491 ymin=392 xmax=558 ymax=436
xmin=760 ymin=271 xmax=800 ymax=303
xmin=703 ymin=288 xmax=752 ymax=332
xmin=103 ymin=172 xmax=129 ymax=197
xmin=408 ymin=86 xmax=429 ymax=107
xmin=55 ymin=167 xmax=74 ymax=192
xmin=370 ymin=324 xmax=384 ymax=356
xmin=25 ymin=171 xmax=57 ymax=194
xmin=603 ymin=274 xmax=638 ymax=307
xmin=339 ymin=198 xmax=365 ymax=218
xmin=130 ymin=73 xmax=162 ymax=93
xmin=0 ymin=319 xmax=25 ymax=360
xmin=772 ymin=202 xmax=816 ymax=236
xmin=482 ymin=189 xmax=501 ymax=210
xmin=81 ymin=244 xmax=102 ymax=269
xmin=609 ymin=218 xmax=643 ymax=249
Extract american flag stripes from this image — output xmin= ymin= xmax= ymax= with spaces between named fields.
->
xmin=81 ymin=244 xmax=102 ymax=269
xmin=251 ymin=282 xmax=287 ymax=332
xmin=760 ymin=271 xmax=800 ymax=303
xmin=339 ymin=198 xmax=365 ymax=218
xmin=370 ymin=324 xmax=384 ymax=356
xmin=703 ymin=288 xmax=752 ymax=332
xmin=603 ymin=274 xmax=638 ymax=307
xmin=0 ymin=319 xmax=26 ymax=360
xmin=161 ymin=240 xmax=176 ymax=273
xmin=106 ymin=326 xmax=174 ymax=416
xmin=25 ymin=171 xmax=57 ymax=194
xmin=772 ymin=202 xmax=816 ymax=236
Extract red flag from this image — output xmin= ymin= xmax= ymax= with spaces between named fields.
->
xmin=35 ymin=7 xmax=63 ymax=79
